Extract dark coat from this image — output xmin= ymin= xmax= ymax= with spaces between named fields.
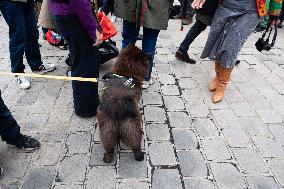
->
xmin=114 ymin=0 xmax=174 ymax=30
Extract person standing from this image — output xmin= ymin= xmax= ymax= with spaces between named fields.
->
xmin=114 ymin=0 xmax=174 ymax=88
xmin=192 ymin=0 xmax=282 ymax=103
xmin=50 ymin=0 xmax=103 ymax=117
xmin=0 ymin=0 xmax=56 ymax=90
xmin=175 ymin=1 xmax=218 ymax=64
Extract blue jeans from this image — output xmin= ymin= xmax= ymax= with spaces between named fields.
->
xmin=0 ymin=0 xmax=42 ymax=73
xmin=179 ymin=19 xmax=207 ymax=54
xmin=122 ymin=20 xmax=160 ymax=81
xmin=0 ymin=91 xmax=21 ymax=145
xmin=54 ymin=15 xmax=100 ymax=117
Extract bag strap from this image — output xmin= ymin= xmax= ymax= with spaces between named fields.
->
xmin=265 ymin=27 xmax=273 ymax=43
xmin=271 ymin=23 xmax=278 ymax=48
xmin=261 ymin=26 xmax=270 ymax=40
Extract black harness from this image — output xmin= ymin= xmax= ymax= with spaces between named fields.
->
xmin=102 ymin=73 xmax=140 ymax=89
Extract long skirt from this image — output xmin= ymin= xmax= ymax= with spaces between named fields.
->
xmin=201 ymin=0 xmax=261 ymax=68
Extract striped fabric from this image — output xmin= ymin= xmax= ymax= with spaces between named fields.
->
xmin=256 ymin=0 xmax=283 ymax=17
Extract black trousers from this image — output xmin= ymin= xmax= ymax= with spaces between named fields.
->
xmin=0 ymin=91 xmax=21 ymax=145
xmin=54 ymin=15 xmax=100 ymax=117
xmin=178 ymin=19 xmax=208 ymax=54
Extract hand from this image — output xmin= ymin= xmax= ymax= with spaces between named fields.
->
xmin=191 ymin=0 xmax=206 ymax=9
xmin=93 ymin=31 xmax=103 ymax=46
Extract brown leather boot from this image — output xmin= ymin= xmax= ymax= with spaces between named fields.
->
xmin=212 ymin=65 xmax=233 ymax=103
xmin=209 ymin=62 xmax=220 ymax=92
xmin=175 ymin=51 xmax=196 ymax=64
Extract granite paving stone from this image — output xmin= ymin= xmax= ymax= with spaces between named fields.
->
xmin=222 ymin=127 xmax=251 ymax=148
xmin=268 ymin=159 xmax=284 ymax=187
xmin=152 ymin=169 xmax=182 ymax=189
xmin=252 ymin=136 xmax=284 ymax=158
xmin=233 ymin=148 xmax=268 ymax=174
xmin=177 ymin=150 xmax=208 ymax=177
xmin=210 ymin=163 xmax=246 ymax=189
xmin=146 ymin=124 xmax=171 ymax=141
xmin=193 ymin=118 xmax=219 ymax=138
xmin=256 ymin=109 xmax=283 ymax=124
xmin=246 ymin=176 xmax=281 ymax=189
xmin=148 ymin=143 xmax=177 ymax=166
xmin=172 ymin=129 xmax=198 ymax=150
xmin=144 ymin=106 xmax=167 ymax=123
xmin=201 ymin=139 xmax=231 ymax=161
xmin=85 ymin=166 xmax=116 ymax=189
xmin=168 ymin=111 xmax=192 ymax=128
xmin=184 ymin=178 xmax=216 ymax=189
xmin=164 ymin=96 xmax=185 ymax=111
xmin=118 ymin=153 xmax=147 ymax=178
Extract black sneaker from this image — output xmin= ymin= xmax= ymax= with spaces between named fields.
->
xmin=16 ymin=134 xmax=41 ymax=150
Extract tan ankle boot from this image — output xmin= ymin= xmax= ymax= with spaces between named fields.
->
xmin=209 ymin=62 xmax=220 ymax=92
xmin=212 ymin=65 xmax=233 ymax=103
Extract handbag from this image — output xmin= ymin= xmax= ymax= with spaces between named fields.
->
xmin=92 ymin=0 xmax=118 ymax=64
xmin=195 ymin=0 xmax=219 ymax=16
xmin=96 ymin=11 xmax=117 ymax=41
xmin=255 ymin=24 xmax=277 ymax=52
xmin=99 ymin=39 xmax=119 ymax=64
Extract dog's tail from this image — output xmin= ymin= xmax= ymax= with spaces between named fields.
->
xmin=99 ymin=95 xmax=136 ymax=121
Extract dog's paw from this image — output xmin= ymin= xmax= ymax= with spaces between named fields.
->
xmin=103 ymin=157 xmax=113 ymax=163
xmin=103 ymin=153 xmax=114 ymax=163
xmin=134 ymin=151 xmax=144 ymax=161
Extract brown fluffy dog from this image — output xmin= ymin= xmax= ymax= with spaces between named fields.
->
xmin=97 ymin=45 xmax=149 ymax=163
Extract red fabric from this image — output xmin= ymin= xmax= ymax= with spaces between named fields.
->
xmin=97 ymin=12 xmax=117 ymax=41
xmin=46 ymin=29 xmax=64 ymax=46
xmin=256 ymin=0 xmax=267 ymax=17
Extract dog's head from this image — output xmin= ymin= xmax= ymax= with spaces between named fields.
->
xmin=111 ymin=44 xmax=149 ymax=82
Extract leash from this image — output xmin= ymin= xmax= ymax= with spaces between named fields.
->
xmin=0 ymin=71 xmax=98 ymax=83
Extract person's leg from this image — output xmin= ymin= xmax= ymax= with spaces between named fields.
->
xmin=0 ymin=0 xmax=26 ymax=73
xmin=0 ymin=91 xmax=40 ymax=148
xmin=0 ymin=91 xmax=21 ymax=145
xmin=142 ymin=27 xmax=160 ymax=81
xmin=259 ymin=15 xmax=269 ymax=28
xmin=23 ymin=0 xmax=43 ymax=71
xmin=54 ymin=15 xmax=100 ymax=117
xmin=178 ymin=19 xmax=207 ymax=54
xmin=122 ymin=20 xmax=140 ymax=48
xmin=280 ymin=2 xmax=284 ymax=22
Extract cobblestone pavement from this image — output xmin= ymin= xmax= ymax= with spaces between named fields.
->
xmin=1 ymin=12 xmax=284 ymax=189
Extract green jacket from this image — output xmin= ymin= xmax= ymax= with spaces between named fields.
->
xmin=114 ymin=0 xmax=174 ymax=30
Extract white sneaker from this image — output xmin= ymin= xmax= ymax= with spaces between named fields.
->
xmin=16 ymin=76 xmax=31 ymax=90
xmin=33 ymin=63 xmax=57 ymax=74
xmin=110 ymin=15 xmax=116 ymax=23
xmin=142 ymin=77 xmax=155 ymax=89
